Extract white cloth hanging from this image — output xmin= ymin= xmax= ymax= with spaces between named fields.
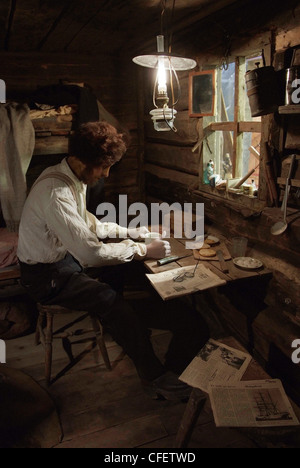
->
xmin=0 ymin=102 xmax=35 ymax=232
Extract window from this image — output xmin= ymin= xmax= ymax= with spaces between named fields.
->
xmin=201 ymin=54 xmax=263 ymax=198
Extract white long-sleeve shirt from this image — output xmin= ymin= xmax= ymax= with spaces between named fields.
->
xmin=17 ymin=158 xmax=147 ymax=267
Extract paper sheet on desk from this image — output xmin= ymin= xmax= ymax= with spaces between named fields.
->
xmin=179 ymin=339 xmax=251 ymax=393
xmin=146 ymin=264 xmax=226 ymax=301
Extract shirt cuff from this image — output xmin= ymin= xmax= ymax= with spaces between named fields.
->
xmin=133 ymin=242 xmax=147 ymax=260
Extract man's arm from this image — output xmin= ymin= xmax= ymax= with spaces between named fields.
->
xmin=86 ymin=210 xmax=129 ymax=240
xmin=87 ymin=210 xmax=156 ymax=242
xmin=45 ymin=194 xmax=147 ymax=267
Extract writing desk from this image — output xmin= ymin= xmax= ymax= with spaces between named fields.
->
xmin=144 ymin=237 xmax=272 ymax=285
xmin=144 ymin=239 xmax=296 ymax=447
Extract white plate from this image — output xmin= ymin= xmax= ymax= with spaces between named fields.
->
xmin=233 ymin=257 xmax=263 ymax=270
xmin=206 ymin=235 xmax=220 ymax=245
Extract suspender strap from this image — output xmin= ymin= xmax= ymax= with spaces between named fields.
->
xmin=31 ymin=172 xmax=78 ymax=205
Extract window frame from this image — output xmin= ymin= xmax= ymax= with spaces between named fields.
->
xmin=198 ymin=56 xmax=269 ymax=209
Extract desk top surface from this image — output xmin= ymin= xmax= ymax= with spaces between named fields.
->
xmin=144 ymin=234 xmax=272 ymax=285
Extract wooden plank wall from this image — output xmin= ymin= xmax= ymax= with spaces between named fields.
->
xmin=143 ymin=70 xmax=201 ymax=202
xmin=110 ymin=57 xmax=142 ymax=207
xmin=1 ymin=51 xmax=141 ymax=208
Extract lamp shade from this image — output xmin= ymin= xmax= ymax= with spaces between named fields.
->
xmin=132 ymin=53 xmax=196 ymax=71
xmin=132 ymin=36 xmax=195 ymax=132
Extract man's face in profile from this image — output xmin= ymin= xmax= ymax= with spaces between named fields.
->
xmin=80 ymin=164 xmax=112 ymax=186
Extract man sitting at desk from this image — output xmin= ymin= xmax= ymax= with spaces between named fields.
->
xmin=18 ymin=121 xmax=209 ymax=400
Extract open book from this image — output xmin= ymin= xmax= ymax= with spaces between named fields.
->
xmin=146 ymin=263 xmax=226 ymax=301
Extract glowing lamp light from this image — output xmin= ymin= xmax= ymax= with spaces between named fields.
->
xmin=157 ymin=57 xmax=167 ymax=94
xmin=133 ymin=35 xmax=196 ymax=132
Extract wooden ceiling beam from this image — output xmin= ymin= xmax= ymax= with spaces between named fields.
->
xmin=39 ymin=0 xmax=117 ymax=53
xmin=0 ymin=0 xmax=12 ymax=50
xmin=122 ymin=0 xmax=239 ymax=56
xmin=166 ymin=0 xmax=239 ymax=36
xmin=60 ymin=0 xmax=154 ymax=54
xmin=5 ymin=0 xmax=75 ymax=52
xmin=174 ymin=0 xmax=298 ymax=60
xmin=37 ymin=1 xmax=74 ymax=51
xmin=4 ymin=0 xmax=17 ymax=51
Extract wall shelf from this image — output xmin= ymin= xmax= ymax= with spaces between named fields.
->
xmin=278 ymin=105 xmax=300 ymax=114
xmin=277 ymin=177 xmax=300 ymax=188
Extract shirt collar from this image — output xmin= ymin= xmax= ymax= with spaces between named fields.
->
xmin=60 ymin=158 xmax=86 ymax=193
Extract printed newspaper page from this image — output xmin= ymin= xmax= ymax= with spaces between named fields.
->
xmin=209 ymin=379 xmax=300 ymax=427
xmin=146 ymin=264 xmax=226 ymax=301
xmin=179 ymin=339 xmax=251 ymax=392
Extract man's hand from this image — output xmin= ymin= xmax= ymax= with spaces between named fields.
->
xmin=145 ymin=239 xmax=171 ymax=260
xmin=128 ymin=226 xmax=150 ymax=239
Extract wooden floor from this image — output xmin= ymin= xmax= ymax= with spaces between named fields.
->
xmin=5 ymin=306 xmax=266 ymax=449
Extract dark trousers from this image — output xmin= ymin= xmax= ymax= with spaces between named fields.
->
xmin=19 ymin=254 xmax=209 ymax=381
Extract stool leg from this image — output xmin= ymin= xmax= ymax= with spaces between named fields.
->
xmin=174 ymin=388 xmax=207 ymax=448
xmin=91 ymin=317 xmax=111 ymax=371
xmin=35 ymin=310 xmax=45 ymax=346
xmin=45 ymin=312 xmax=54 ymax=386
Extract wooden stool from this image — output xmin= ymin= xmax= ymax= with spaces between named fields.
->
xmin=35 ymin=303 xmax=111 ymax=386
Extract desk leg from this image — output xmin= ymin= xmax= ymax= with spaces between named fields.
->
xmin=174 ymin=388 xmax=207 ymax=448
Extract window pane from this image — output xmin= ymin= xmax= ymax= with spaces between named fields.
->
xmin=242 ymin=132 xmax=260 ymax=187
xmin=203 ymin=130 xmax=233 ymax=181
xmin=217 ymin=131 xmax=234 ymax=178
xmin=221 ymin=62 xmax=235 ymax=122
xmin=202 ymin=58 xmax=262 ymax=196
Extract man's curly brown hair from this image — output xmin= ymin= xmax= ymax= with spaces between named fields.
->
xmin=69 ymin=121 xmax=127 ymax=168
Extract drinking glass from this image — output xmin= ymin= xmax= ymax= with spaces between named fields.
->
xmin=232 ymin=237 xmax=248 ymax=258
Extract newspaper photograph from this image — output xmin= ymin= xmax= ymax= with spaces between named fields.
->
xmin=209 ymin=379 xmax=300 ymax=427
xmin=146 ymin=264 xmax=226 ymax=301
xmin=179 ymin=339 xmax=251 ymax=392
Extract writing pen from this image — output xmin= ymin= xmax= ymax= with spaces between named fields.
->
xmin=157 ymin=255 xmax=189 ymax=266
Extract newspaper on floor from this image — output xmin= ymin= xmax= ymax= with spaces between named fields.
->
xmin=179 ymin=339 xmax=251 ymax=393
xmin=146 ymin=264 xmax=226 ymax=301
xmin=209 ymin=379 xmax=300 ymax=427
